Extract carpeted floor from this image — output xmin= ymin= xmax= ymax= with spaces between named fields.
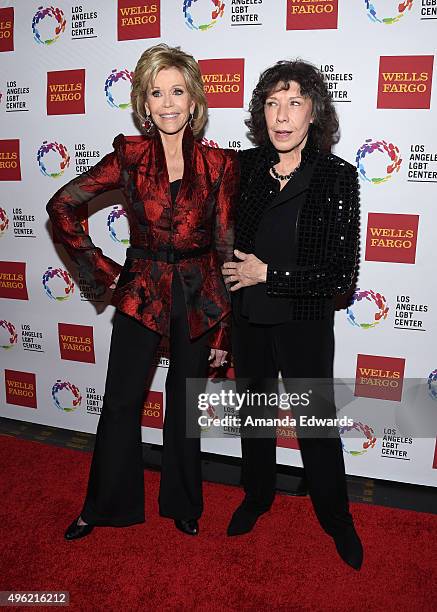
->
xmin=1 ymin=434 xmax=436 ymax=611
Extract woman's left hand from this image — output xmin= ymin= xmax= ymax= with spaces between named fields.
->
xmin=222 ymin=249 xmax=267 ymax=291
xmin=209 ymin=349 xmax=228 ymax=368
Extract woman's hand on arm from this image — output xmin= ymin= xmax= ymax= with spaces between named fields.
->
xmin=209 ymin=349 xmax=228 ymax=368
xmin=222 ymin=249 xmax=267 ymax=292
xmin=109 ymin=274 xmax=120 ymax=290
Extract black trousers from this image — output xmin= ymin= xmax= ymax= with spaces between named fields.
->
xmin=232 ymin=308 xmax=354 ymax=537
xmin=80 ymin=272 xmax=211 ymax=526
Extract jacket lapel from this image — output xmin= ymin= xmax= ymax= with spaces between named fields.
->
xmin=175 ymin=124 xmax=195 ymax=205
xmin=264 ymin=157 xmax=315 ymax=212
xmin=142 ymin=126 xmax=195 ymax=207
xmin=260 ymin=139 xmax=317 ymax=211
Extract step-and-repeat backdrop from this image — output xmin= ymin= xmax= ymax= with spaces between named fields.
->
xmin=1 ymin=0 xmax=436 ymax=486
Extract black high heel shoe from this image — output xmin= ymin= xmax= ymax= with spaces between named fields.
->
xmin=64 ymin=516 xmax=94 ymax=541
xmin=174 ymin=519 xmax=199 ymax=536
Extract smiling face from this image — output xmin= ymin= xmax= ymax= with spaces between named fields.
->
xmin=264 ymin=80 xmax=313 ymax=153
xmin=145 ymin=66 xmax=195 ymax=136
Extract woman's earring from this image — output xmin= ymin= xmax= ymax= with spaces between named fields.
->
xmin=143 ymin=114 xmax=153 ymax=133
xmin=189 ymin=113 xmax=194 ymax=129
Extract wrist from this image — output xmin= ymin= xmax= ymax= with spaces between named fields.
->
xmin=259 ymin=263 xmax=268 ymax=283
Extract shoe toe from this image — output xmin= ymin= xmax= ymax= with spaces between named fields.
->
xmin=174 ymin=519 xmax=199 ymax=536
xmin=227 ymin=506 xmax=261 ymax=536
xmin=64 ymin=516 xmax=94 ymax=540
xmin=333 ymin=528 xmax=363 ymax=570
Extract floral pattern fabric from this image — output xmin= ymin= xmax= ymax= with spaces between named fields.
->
xmin=46 ymin=128 xmax=238 ymax=350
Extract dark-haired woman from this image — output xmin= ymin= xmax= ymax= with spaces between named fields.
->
xmin=47 ymin=44 xmax=237 ymax=539
xmin=222 ymin=60 xmax=362 ymax=569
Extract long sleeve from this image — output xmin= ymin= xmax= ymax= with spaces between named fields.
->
xmin=266 ymin=162 xmax=360 ymax=299
xmin=213 ymin=149 xmax=238 ymax=267
xmin=209 ymin=150 xmax=239 ymax=351
xmin=46 ymin=134 xmax=125 ymax=292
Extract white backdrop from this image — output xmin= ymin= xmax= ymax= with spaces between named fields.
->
xmin=1 ymin=0 xmax=436 ymax=487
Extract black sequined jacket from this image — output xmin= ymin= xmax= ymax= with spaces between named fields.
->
xmin=234 ymin=136 xmax=360 ymax=321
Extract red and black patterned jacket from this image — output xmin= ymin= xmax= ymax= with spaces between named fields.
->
xmin=46 ymin=127 xmax=238 ymax=351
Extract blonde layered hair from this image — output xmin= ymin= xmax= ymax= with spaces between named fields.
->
xmin=131 ymin=44 xmax=208 ymax=137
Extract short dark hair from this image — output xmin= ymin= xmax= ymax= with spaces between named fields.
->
xmin=246 ymin=60 xmax=339 ymax=150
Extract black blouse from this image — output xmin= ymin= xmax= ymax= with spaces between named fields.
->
xmin=169 ymin=178 xmax=181 ymax=204
xmin=240 ymin=172 xmax=304 ymax=324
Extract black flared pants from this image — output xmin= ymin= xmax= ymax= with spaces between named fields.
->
xmin=232 ymin=308 xmax=354 ymax=537
xmin=80 ymin=272 xmax=211 ymax=526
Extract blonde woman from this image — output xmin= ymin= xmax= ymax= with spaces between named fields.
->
xmin=47 ymin=44 xmax=238 ymax=539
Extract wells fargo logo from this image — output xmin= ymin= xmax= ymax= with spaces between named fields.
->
xmin=5 ymin=369 xmax=37 ymax=409
xmin=0 ymin=139 xmax=21 ymax=181
xmin=0 ymin=7 xmax=14 ymax=52
xmin=366 ymin=213 xmax=419 ymax=264
xmin=142 ymin=389 xmax=163 ymax=428
xmin=58 ymin=323 xmax=95 ymax=363
xmin=355 ymin=354 xmax=405 ymax=402
xmin=377 ymin=56 xmax=434 ymax=109
xmin=47 ymin=69 xmax=85 ymax=115
xmin=198 ymin=58 xmax=244 ymax=108
xmin=286 ymin=0 xmax=338 ymax=30
xmin=117 ymin=0 xmax=160 ymax=40
xmin=0 ymin=261 xmax=28 ymax=300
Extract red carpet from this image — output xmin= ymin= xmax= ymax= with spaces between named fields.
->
xmin=1 ymin=435 xmax=436 ymax=611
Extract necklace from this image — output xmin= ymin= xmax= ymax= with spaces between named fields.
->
xmin=270 ymin=164 xmax=300 ymax=181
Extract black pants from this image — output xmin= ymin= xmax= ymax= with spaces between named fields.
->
xmin=232 ymin=308 xmax=354 ymax=537
xmin=80 ymin=272 xmax=211 ymax=526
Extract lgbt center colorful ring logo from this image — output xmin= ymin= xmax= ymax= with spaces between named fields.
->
xmin=339 ymin=421 xmax=377 ymax=456
xmin=107 ymin=206 xmax=130 ymax=245
xmin=364 ymin=0 xmax=414 ymax=25
xmin=51 ymin=380 xmax=82 ymax=412
xmin=104 ymin=69 xmax=134 ymax=109
xmin=427 ymin=369 xmax=437 ymax=401
xmin=32 ymin=6 xmax=67 ymax=45
xmin=183 ymin=0 xmax=225 ymax=31
xmin=0 ymin=207 xmax=9 ymax=236
xmin=37 ymin=141 xmax=70 ymax=178
xmin=42 ymin=267 xmax=75 ymax=301
xmin=0 ymin=320 xmax=18 ymax=350
xmin=356 ymin=140 xmax=402 ymax=184
xmin=347 ymin=289 xmax=389 ymax=329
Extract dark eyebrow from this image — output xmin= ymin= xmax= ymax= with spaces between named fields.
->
xmin=266 ymin=94 xmax=304 ymax=101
